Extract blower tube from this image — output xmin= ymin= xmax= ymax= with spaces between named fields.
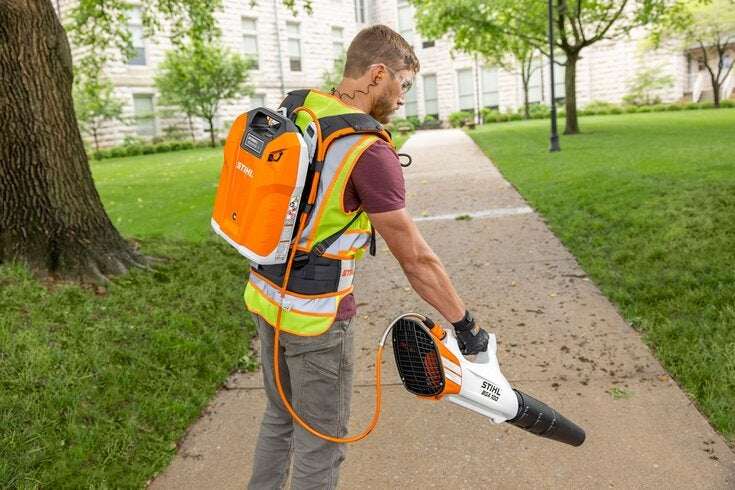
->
xmin=508 ymin=389 xmax=586 ymax=447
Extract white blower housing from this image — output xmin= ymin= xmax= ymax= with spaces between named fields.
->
xmin=384 ymin=313 xmax=585 ymax=447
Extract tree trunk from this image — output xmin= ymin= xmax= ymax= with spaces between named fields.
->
xmin=710 ymin=73 xmax=721 ymax=108
xmin=187 ymin=114 xmax=196 ymax=143
xmin=92 ymin=126 xmax=100 ymax=152
xmin=207 ymin=118 xmax=216 ymax=147
xmin=522 ymin=79 xmax=531 ymax=119
xmin=0 ymin=1 xmax=147 ymax=282
xmin=563 ymin=52 xmax=580 ymax=134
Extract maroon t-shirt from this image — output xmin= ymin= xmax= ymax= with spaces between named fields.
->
xmin=335 ymin=139 xmax=406 ymax=320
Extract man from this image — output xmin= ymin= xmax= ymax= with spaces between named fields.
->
xmin=247 ymin=24 xmax=489 ymax=489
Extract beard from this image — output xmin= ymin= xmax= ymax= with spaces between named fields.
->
xmin=370 ymin=93 xmax=396 ymax=124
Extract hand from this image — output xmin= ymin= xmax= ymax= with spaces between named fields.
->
xmin=455 ymin=325 xmax=489 ymax=356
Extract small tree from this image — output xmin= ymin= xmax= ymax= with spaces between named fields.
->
xmin=73 ymin=75 xmax=124 ymax=152
xmin=622 ymin=65 xmax=675 ymax=105
xmin=653 ymin=0 xmax=735 ymax=107
xmin=156 ymin=41 xmax=253 ymax=147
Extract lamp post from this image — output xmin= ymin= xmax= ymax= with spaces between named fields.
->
xmin=547 ymin=0 xmax=561 ymax=152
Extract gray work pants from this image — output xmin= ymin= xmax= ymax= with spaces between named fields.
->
xmin=248 ymin=314 xmax=355 ymax=490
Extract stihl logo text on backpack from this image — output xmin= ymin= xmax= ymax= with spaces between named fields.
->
xmin=235 ymin=161 xmax=254 ymax=178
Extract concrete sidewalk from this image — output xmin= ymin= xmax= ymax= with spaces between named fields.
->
xmin=149 ymin=129 xmax=734 ymax=489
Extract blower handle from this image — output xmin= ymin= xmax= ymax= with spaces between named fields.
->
xmin=508 ymin=389 xmax=586 ymax=447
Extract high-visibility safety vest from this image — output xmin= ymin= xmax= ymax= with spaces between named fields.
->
xmin=244 ymin=89 xmax=394 ymax=336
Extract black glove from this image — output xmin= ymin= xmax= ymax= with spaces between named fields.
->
xmin=456 ymin=326 xmax=489 ymax=355
xmin=452 ymin=310 xmax=490 ymax=355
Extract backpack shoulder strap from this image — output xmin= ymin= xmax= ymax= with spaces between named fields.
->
xmin=279 ymin=89 xmax=311 ymax=118
xmin=318 ymin=113 xmax=393 ymax=147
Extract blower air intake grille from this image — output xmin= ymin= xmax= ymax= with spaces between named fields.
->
xmin=392 ymin=317 xmax=445 ymax=396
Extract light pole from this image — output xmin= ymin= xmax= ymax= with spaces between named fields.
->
xmin=547 ymin=0 xmax=561 ymax=152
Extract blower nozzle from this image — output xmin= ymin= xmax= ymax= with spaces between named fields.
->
xmin=508 ymin=389 xmax=586 ymax=447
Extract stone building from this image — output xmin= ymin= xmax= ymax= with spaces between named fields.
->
xmin=56 ymin=0 xmax=734 ymax=148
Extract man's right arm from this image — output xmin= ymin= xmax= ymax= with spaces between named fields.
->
xmin=368 ymin=208 xmax=467 ymax=325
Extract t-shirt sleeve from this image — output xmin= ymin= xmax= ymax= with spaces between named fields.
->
xmin=343 ymin=139 xmax=406 ymax=214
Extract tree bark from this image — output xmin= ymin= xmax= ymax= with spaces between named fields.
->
xmin=563 ymin=52 xmax=580 ymax=134
xmin=207 ymin=118 xmax=216 ymax=147
xmin=0 ymin=1 xmax=147 ymax=282
xmin=92 ymin=126 xmax=100 ymax=152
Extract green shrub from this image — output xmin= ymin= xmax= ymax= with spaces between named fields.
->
xmin=179 ymin=141 xmax=194 ymax=150
xmin=609 ymin=106 xmax=623 ymax=115
xmin=141 ymin=144 xmax=156 ymax=155
xmin=508 ymin=113 xmax=523 ymax=121
xmin=557 ymin=109 xmax=565 ymax=118
xmin=406 ymin=115 xmax=421 ymax=128
xmin=125 ymin=144 xmax=143 ymax=156
xmin=420 ymin=115 xmax=441 ymax=129
xmin=528 ymin=103 xmax=551 ymax=119
xmin=584 ymin=100 xmax=617 ymax=113
xmin=720 ymin=99 xmax=734 ymax=108
xmin=622 ymin=66 xmax=674 ymax=106
xmin=390 ymin=117 xmax=416 ymax=131
xmin=122 ymin=135 xmax=146 ymax=147
xmin=448 ymin=111 xmax=473 ymax=128
xmin=480 ymin=107 xmax=502 ymax=124
xmin=665 ymin=103 xmax=684 ymax=111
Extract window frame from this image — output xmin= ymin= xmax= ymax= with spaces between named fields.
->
xmin=423 ymin=73 xmax=439 ymax=118
xmin=287 ymin=21 xmax=302 ymax=72
xmin=481 ymin=66 xmax=499 ymax=109
xmin=241 ymin=16 xmax=259 ymax=70
xmin=132 ymin=93 xmax=156 ymax=138
xmin=127 ymin=7 xmax=146 ymax=66
xmin=456 ymin=68 xmax=475 ymax=112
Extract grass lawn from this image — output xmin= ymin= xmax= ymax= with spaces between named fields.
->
xmin=1 ymin=135 xmax=408 ymax=487
xmin=468 ymin=109 xmax=735 ymax=442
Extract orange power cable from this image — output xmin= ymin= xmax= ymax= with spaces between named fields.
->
xmin=271 ymin=106 xmax=384 ymax=443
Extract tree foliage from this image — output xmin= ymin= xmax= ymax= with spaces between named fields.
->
xmin=73 ymin=75 xmax=124 ymax=151
xmin=321 ymin=52 xmax=346 ymax=92
xmin=155 ymin=42 xmax=253 ymax=147
xmin=622 ymin=65 xmax=675 ymax=105
xmin=652 ymin=0 xmax=735 ymax=107
xmin=410 ymin=0 xmax=678 ymax=134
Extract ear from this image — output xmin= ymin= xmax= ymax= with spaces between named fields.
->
xmin=369 ymin=63 xmax=386 ymax=83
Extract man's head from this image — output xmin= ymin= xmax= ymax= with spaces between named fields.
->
xmin=339 ymin=25 xmax=420 ymax=124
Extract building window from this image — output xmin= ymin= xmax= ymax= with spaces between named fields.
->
xmin=481 ymin=66 xmax=499 ymax=108
xmin=397 ymin=0 xmax=414 ymax=46
xmin=423 ymin=74 xmax=438 ymax=117
xmin=287 ymin=22 xmax=301 ymax=72
xmin=422 ymin=40 xmax=435 ymax=49
xmin=354 ymin=0 xmax=366 ymax=24
xmin=457 ymin=68 xmax=474 ymax=111
xmin=404 ymin=85 xmax=418 ymax=117
xmin=128 ymin=7 xmax=145 ymax=65
xmin=251 ymin=93 xmax=265 ymax=109
xmin=242 ymin=17 xmax=259 ymax=70
xmin=133 ymin=94 xmax=156 ymax=137
xmin=527 ymin=59 xmax=543 ymax=103
xmin=331 ymin=26 xmax=344 ymax=60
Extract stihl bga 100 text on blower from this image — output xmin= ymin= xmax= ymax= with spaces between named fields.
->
xmin=385 ymin=313 xmax=586 ymax=447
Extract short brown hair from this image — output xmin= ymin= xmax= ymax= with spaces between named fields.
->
xmin=343 ymin=24 xmax=420 ymax=78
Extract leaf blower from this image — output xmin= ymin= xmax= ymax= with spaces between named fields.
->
xmin=385 ymin=313 xmax=586 ymax=447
